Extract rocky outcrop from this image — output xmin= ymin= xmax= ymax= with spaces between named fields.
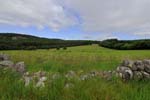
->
xmin=116 ymin=59 xmax=150 ymax=81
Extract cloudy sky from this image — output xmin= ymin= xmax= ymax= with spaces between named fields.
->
xmin=0 ymin=0 xmax=150 ymax=40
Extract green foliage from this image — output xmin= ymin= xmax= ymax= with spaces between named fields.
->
xmin=100 ymin=39 xmax=150 ymax=50
xmin=56 ymin=47 xmax=60 ymax=50
xmin=63 ymin=47 xmax=67 ymax=50
xmin=0 ymin=33 xmax=97 ymax=50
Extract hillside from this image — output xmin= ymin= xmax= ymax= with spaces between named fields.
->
xmin=0 ymin=33 xmax=95 ymax=50
xmin=1 ymin=33 xmax=150 ymax=50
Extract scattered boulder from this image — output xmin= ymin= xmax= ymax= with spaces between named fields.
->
xmin=36 ymin=76 xmax=47 ymax=87
xmin=23 ymin=71 xmax=47 ymax=87
xmin=64 ymin=83 xmax=74 ymax=89
xmin=0 ymin=54 xmax=10 ymax=61
xmin=0 ymin=54 xmax=26 ymax=74
xmin=23 ymin=72 xmax=32 ymax=86
xmin=0 ymin=60 xmax=14 ymax=68
xmin=15 ymin=62 xmax=26 ymax=74
xmin=65 ymin=70 xmax=76 ymax=79
xmin=80 ymin=74 xmax=89 ymax=81
xmin=52 ymin=73 xmax=60 ymax=80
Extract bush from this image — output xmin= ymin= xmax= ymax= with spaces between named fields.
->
xmin=56 ymin=47 xmax=60 ymax=50
xmin=25 ymin=46 xmax=37 ymax=50
xmin=63 ymin=47 xmax=67 ymax=50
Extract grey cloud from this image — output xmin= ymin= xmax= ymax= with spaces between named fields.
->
xmin=0 ymin=0 xmax=77 ymax=31
xmin=1 ymin=0 xmax=150 ymax=37
xmin=64 ymin=0 xmax=150 ymax=36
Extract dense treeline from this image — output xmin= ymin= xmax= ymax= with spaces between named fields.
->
xmin=0 ymin=33 xmax=98 ymax=50
xmin=100 ymin=39 xmax=150 ymax=50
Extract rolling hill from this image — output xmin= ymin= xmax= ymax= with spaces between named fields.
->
xmin=0 ymin=33 xmax=96 ymax=50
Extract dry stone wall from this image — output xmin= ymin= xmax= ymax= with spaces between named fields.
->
xmin=116 ymin=59 xmax=150 ymax=81
xmin=1 ymin=54 xmax=150 ymax=88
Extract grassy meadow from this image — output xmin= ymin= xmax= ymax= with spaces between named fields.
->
xmin=0 ymin=44 xmax=150 ymax=100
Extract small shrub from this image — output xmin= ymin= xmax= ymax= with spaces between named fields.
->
xmin=25 ymin=46 xmax=37 ymax=50
xmin=56 ymin=47 xmax=60 ymax=50
xmin=63 ymin=47 xmax=67 ymax=50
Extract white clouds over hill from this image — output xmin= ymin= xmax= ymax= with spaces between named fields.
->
xmin=0 ymin=0 xmax=150 ymax=36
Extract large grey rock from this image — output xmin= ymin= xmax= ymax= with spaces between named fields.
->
xmin=133 ymin=71 xmax=143 ymax=80
xmin=121 ymin=60 xmax=134 ymax=67
xmin=143 ymin=59 xmax=150 ymax=65
xmin=123 ymin=69 xmax=133 ymax=80
xmin=0 ymin=54 xmax=10 ymax=61
xmin=141 ymin=71 xmax=150 ymax=79
xmin=143 ymin=60 xmax=150 ymax=73
xmin=0 ymin=60 xmax=14 ymax=68
xmin=131 ymin=64 xmax=138 ymax=71
xmin=15 ymin=62 xmax=26 ymax=74
xmin=116 ymin=66 xmax=133 ymax=80
xmin=121 ymin=60 xmax=140 ymax=71
xmin=134 ymin=60 xmax=144 ymax=71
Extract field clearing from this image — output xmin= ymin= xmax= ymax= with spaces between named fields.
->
xmin=1 ymin=44 xmax=150 ymax=72
xmin=0 ymin=44 xmax=150 ymax=100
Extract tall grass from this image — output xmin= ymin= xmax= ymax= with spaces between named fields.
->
xmin=0 ymin=45 xmax=150 ymax=100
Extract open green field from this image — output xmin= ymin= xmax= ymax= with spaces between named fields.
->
xmin=1 ymin=45 xmax=150 ymax=100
